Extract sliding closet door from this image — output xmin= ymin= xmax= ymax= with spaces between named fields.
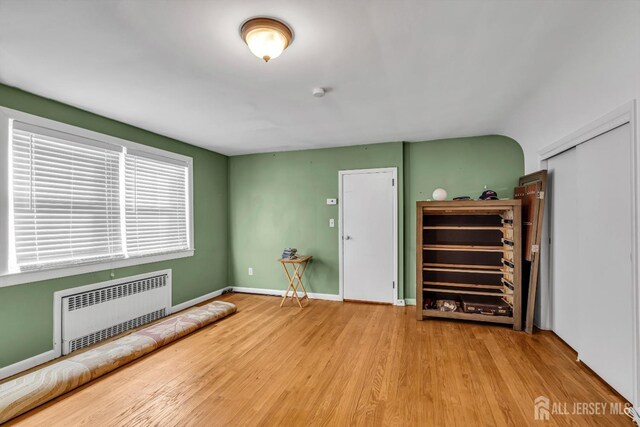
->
xmin=547 ymin=148 xmax=580 ymax=348
xmin=576 ymin=123 xmax=634 ymax=402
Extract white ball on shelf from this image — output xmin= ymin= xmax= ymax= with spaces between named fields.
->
xmin=432 ymin=188 xmax=447 ymax=201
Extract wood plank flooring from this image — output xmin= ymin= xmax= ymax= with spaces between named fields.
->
xmin=7 ymin=293 xmax=632 ymax=426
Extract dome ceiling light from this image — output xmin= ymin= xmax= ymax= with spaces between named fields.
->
xmin=240 ymin=17 xmax=293 ymax=62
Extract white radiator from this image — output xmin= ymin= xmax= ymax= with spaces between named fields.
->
xmin=57 ymin=270 xmax=172 ymax=355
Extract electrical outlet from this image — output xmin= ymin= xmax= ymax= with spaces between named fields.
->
xmin=248 ymin=267 xmax=253 ymax=276
xmin=329 ymin=218 xmax=335 ymax=227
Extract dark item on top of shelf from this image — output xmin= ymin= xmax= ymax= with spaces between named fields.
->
xmin=436 ymin=299 xmax=458 ymax=312
xmin=479 ymin=190 xmax=498 ymax=200
xmin=453 ymin=196 xmax=471 ymax=200
xmin=461 ymin=295 xmax=512 ymax=317
xmin=281 ymin=248 xmax=298 ymax=259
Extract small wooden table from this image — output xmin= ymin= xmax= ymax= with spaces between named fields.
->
xmin=278 ymin=256 xmax=312 ymax=308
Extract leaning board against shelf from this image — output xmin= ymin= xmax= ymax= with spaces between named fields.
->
xmin=416 ymin=200 xmax=522 ymax=330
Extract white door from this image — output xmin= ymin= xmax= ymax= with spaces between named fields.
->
xmin=341 ymin=169 xmax=396 ymax=303
xmin=547 ymin=123 xmax=635 ymax=403
xmin=547 ymin=148 xmax=580 ymax=348
xmin=576 ymin=123 xmax=634 ymax=402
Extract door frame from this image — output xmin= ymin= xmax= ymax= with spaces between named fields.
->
xmin=538 ymin=100 xmax=639 ymax=408
xmin=338 ymin=167 xmax=400 ymax=305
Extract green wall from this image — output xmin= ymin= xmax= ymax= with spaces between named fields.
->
xmin=229 ymin=136 xmax=524 ymax=300
xmin=228 ymin=142 xmax=405 ymax=296
xmin=0 ymin=84 xmax=524 ymax=371
xmin=0 ymin=85 xmax=229 ymax=368
xmin=403 ymin=136 xmax=524 ymax=301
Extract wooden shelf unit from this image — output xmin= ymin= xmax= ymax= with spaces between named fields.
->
xmin=416 ymin=200 xmax=522 ymax=330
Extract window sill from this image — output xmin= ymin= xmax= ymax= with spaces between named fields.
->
xmin=0 ymin=250 xmax=195 ymax=288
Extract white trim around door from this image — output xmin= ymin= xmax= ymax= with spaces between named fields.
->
xmin=338 ymin=167 xmax=400 ymax=305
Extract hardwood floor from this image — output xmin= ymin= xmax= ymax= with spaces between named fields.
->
xmin=7 ymin=293 xmax=632 ymax=426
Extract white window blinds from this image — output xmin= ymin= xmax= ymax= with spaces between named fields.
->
xmin=124 ymin=150 xmax=189 ymax=256
xmin=11 ymin=122 xmax=123 ymax=270
xmin=9 ymin=118 xmax=193 ymax=275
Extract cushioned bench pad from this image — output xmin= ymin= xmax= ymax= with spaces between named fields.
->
xmin=0 ymin=301 xmax=236 ymax=424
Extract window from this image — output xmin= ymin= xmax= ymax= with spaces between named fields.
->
xmin=0 ymin=108 xmax=193 ymax=285
xmin=124 ymin=150 xmax=189 ymax=256
xmin=11 ymin=122 xmax=123 ymax=270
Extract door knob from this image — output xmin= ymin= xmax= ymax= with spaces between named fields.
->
xmin=344 ymin=235 xmax=352 ymax=240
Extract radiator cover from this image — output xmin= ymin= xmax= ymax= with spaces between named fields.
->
xmin=59 ymin=270 xmax=171 ymax=355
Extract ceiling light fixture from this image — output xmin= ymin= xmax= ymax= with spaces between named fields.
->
xmin=240 ymin=17 xmax=293 ymax=62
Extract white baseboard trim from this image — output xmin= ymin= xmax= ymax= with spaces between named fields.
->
xmin=626 ymin=406 xmax=640 ymax=424
xmin=297 ymin=291 xmax=343 ymax=301
xmin=0 ymin=349 xmax=57 ymax=381
xmin=231 ymin=286 xmax=343 ymax=301
xmin=405 ymin=298 xmax=416 ymax=306
xmin=170 ymin=287 xmax=232 ymax=314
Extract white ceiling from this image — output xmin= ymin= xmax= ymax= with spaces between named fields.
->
xmin=0 ymin=0 xmax=628 ymax=155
